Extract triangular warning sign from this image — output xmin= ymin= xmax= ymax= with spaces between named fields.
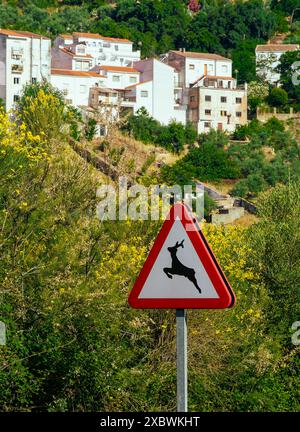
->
xmin=128 ymin=203 xmax=236 ymax=309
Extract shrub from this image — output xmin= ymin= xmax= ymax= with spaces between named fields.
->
xmin=122 ymin=109 xmax=197 ymax=153
xmin=268 ymin=87 xmax=288 ymax=107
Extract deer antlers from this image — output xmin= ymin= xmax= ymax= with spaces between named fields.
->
xmin=175 ymin=240 xmax=185 ymax=248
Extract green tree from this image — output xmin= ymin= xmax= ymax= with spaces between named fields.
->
xmin=249 ymin=181 xmax=300 ymax=335
xmin=268 ymin=87 xmax=289 ymax=107
xmin=277 ymin=50 xmax=300 ymax=101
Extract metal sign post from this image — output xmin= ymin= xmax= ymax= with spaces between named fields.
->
xmin=176 ymin=309 xmax=187 ymax=412
xmin=128 ymin=203 xmax=236 ymax=412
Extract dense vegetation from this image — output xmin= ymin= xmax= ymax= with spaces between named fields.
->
xmin=122 ymin=108 xmax=198 ymax=153
xmin=0 ymin=0 xmax=296 ymax=82
xmin=0 ymin=83 xmax=300 ymax=412
xmin=229 ymin=118 xmax=300 ymax=197
xmin=158 ymin=117 xmax=300 ymax=199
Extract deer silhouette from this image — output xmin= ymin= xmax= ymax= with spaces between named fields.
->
xmin=163 ymin=240 xmax=201 ymax=294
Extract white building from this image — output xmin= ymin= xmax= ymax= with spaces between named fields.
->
xmin=165 ymin=50 xmax=232 ymax=88
xmin=53 ymin=32 xmax=141 ymax=68
xmin=51 ymin=44 xmax=94 ymax=72
xmin=0 ymin=29 xmax=51 ymax=111
xmin=131 ymin=58 xmax=186 ymax=124
xmin=88 ymin=58 xmax=186 ymax=126
xmin=50 ymin=69 xmax=107 ymax=107
xmin=91 ymin=65 xmax=140 ymax=89
xmin=188 ymin=76 xmax=247 ymax=133
xmin=256 ymin=44 xmax=299 ymax=84
xmin=163 ymin=50 xmax=247 ymax=133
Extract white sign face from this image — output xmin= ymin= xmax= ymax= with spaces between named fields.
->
xmin=138 ymin=218 xmax=220 ymax=299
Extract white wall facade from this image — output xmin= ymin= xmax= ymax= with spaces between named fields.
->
xmin=256 ymin=44 xmax=299 ymax=84
xmin=98 ymin=67 xmax=140 ymax=90
xmin=134 ymin=81 xmax=153 ymax=115
xmin=256 ymin=51 xmax=283 ymax=83
xmin=72 ymin=33 xmax=141 ymax=67
xmin=184 ymin=57 xmax=232 ymax=87
xmin=132 ymin=58 xmax=186 ymax=125
xmin=0 ymin=31 xmax=51 ymax=111
xmin=50 ymin=70 xmax=106 ymax=107
xmin=194 ymin=86 xmax=247 ymax=133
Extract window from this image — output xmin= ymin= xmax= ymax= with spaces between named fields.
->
xmin=80 ymin=85 xmax=87 ymax=94
xmin=99 ymin=125 xmax=107 ymax=136
xmin=75 ymin=62 xmax=81 ymax=70
xmin=14 ymin=77 xmax=20 ymax=84
xmin=129 ymin=76 xmax=137 ymax=84
xmin=76 ymin=45 xmax=86 ymax=55
xmin=205 ymin=109 xmax=211 ymax=115
xmin=208 ymin=64 xmax=213 ymax=72
xmin=114 ymin=45 xmax=119 ymax=51
xmin=190 ymin=95 xmax=196 ymax=102
xmin=221 ymin=65 xmax=228 ymax=73
xmin=103 ymin=42 xmax=110 ymax=48
xmin=205 ymin=95 xmax=211 ymax=102
xmin=82 ymin=62 xmax=89 ymax=71
xmin=236 ymin=111 xmax=242 ymax=117
xmin=220 ymin=110 xmax=227 ymax=116
xmin=236 ymin=97 xmax=242 ymax=104
xmin=112 ymin=75 xmax=120 ymax=82
xmin=189 ymin=64 xmax=195 ymax=70
xmin=141 ymin=90 xmax=148 ymax=98
xmin=65 ymin=99 xmax=72 ymax=105
xmin=31 ymin=77 xmax=37 ymax=84
xmin=13 ymin=95 xmax=20 ymax=102
xmin=221 ymin=96 xmax=227 ymax=103
xmin=204 ymin=122 xmax=211 ymax=128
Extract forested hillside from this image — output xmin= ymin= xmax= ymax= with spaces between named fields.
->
xmin=0 ymin=0 xmax=298 ymax=81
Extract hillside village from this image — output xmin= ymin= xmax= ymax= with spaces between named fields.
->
xmin=1 ymin=26 xmax=298 ymax=136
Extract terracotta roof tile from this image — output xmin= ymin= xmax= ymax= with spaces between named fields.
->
xmin=51 ymin=68 xmax=106 ymax=78
xmin=256 ymin=44 xmax=299 ymax=52
xmin=170 ymin=50 xmax=231 ymax=62
xmin=60 ymin=47 xmax=93 ymax=59
xmin=73 ymin=32 xmax=132 ymax=43
xmin=0 ymin=28 xmax=50 ymax=40
xmin=99 ymin=65 xmax=139 ymax=73
xmin=59 ymin=34 xmax=73 ymax=39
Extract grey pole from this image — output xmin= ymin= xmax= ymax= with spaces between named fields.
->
xmin=176 ymin=308 xmax=187 ymax=412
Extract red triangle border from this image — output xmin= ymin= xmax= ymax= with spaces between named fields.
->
xmin=128 ymin=203 xmax=236 ymax=309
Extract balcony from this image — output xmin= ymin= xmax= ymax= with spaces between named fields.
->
xmin=11 ymin=64 xmax=23 ymax=74
xmin=121 ymin=96 xmax=136 ymax=108
xmin=11 ymin=48 xmax=23 ymax=60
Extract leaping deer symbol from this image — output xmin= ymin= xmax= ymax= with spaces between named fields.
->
xmin=163 ymin=240 xmax=202 ymax=294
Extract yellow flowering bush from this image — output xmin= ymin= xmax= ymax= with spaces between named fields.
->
xmin=0 ymin=108 xmax=46 ymax=162
xmin=17 ymin=82 xmax=67 ymax=142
